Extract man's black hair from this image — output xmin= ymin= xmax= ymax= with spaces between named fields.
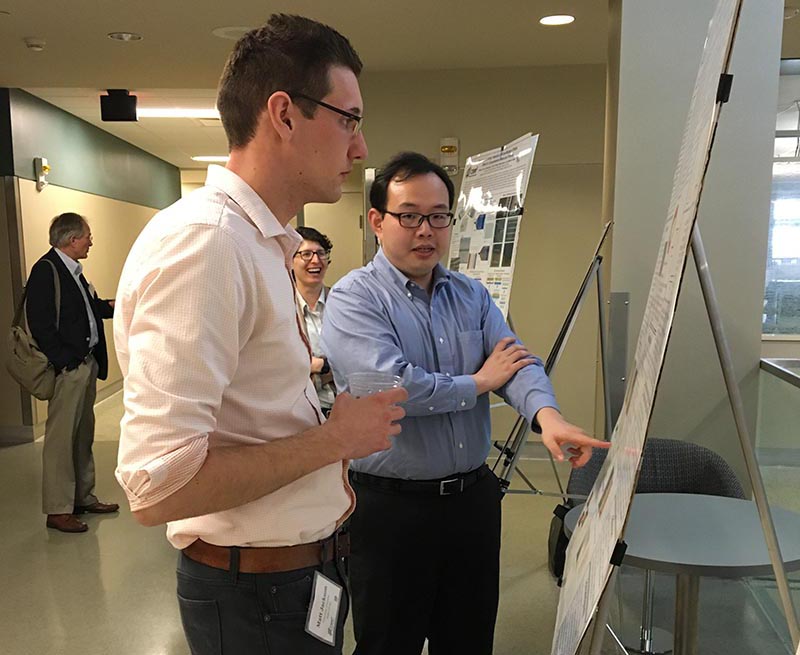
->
xmin=369 ymin=152 xmax=455 ymax=213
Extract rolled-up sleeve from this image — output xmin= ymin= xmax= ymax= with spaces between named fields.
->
xmin=115 ymin=225 xmax=251 ymax=511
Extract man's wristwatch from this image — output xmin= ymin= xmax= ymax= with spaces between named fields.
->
xmin=319 ymin=357 xmax=331 ymax=375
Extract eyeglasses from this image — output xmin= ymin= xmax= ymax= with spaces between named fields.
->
xmin=384 ymin=211 xmax=455 ymax=229
xmin=294 ymin=249 xmax=330 ymax=262
xmin=291 ymin=93 xmax=363 ymax=135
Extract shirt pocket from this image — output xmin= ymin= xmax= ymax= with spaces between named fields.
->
xmin=456 ymin=329 xmax=485 ymax=375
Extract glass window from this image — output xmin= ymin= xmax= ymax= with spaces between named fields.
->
xmin=764 ymin=66 xmax=800 ymax=334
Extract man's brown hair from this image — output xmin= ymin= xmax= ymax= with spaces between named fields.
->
xmin=217 ymin=14 xmax=363 ymax=150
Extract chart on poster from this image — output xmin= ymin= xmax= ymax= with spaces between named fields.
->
xmin=447 ymin=133 xmax=537 ymax=318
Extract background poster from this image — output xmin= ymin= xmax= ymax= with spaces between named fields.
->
xmin=447 ymin=133 xmax=537 ymax=318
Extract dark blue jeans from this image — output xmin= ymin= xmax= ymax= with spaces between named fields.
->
xmin=177 ymin=550 xmax=349 ymax=654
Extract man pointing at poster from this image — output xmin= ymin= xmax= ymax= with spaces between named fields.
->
xmin=322 ymin=151 xmax=607 ymax=654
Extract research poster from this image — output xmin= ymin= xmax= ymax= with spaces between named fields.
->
xmin=448 ymin=133 xmax=537 ymax=318
xmin=550 ymin=1 xmax=740 ymax=653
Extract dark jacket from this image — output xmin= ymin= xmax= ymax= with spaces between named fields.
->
xmin=26 ymin=248 xmax=114 ymax=380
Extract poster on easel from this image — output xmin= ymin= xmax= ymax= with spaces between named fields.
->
xmin=550 ymin=1 xmax=740 ymax=653
xmin=447 ymin=133 xmax=538 ymax=318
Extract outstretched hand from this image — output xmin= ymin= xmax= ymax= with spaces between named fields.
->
xmin=535 ymin=407 xmax=610 ymax=469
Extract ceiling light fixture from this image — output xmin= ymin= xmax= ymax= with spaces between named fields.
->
xmin=107 ymin=31 xmax=143 ymax=42
xmin=539 ymin=15 xmax=575 ymax=26
xmin=23 ymin=37 xmax=46 ymax=52
xmin=191 ymin=156 xmax=230 ymax=163
xmin=137 ymin=108 xmax=220 ymax=119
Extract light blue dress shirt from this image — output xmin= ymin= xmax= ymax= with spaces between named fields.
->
xmin=321 ymin=248 xmax=558 ymax=480
xmin=55 ymin=248 xmax=99 ymax=348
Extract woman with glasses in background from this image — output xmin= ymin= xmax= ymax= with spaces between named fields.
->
xmin=293 ymin=226 xmax=336 ymax=417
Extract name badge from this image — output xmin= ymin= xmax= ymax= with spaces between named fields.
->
xmin=304 ymin=570 xmax=343 ymax=646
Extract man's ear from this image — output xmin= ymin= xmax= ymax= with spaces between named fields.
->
xmin=265 ymin=91 xmax=294 ymax=140
xmin=367 ymin=208 xmax=384 ymax=238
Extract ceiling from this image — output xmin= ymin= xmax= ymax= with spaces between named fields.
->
xmin=2 ymin=2 xmax=799 ymax=170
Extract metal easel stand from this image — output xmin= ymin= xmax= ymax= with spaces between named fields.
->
xmin=586 ymin=541 xmax=631 ymax=655
xmin=492 ymin=222 xmax=614 ymax=501
xmin=689 ymin=224 xmax=800 ymax=650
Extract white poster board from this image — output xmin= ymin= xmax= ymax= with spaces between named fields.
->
xmin=447 ymin=133 xmax=537 ymax=318
xmin=550 ymin=1 xmax=740 ymax=653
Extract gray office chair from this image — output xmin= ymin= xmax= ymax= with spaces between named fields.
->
xmin=557 ymin=437 xmax=745 ymax=654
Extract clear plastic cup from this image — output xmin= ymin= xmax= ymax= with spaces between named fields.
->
xmin=347 ymin=372 xmax=403 ymax=398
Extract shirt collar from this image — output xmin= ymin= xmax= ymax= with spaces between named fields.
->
xmin=296 ymin=286 xmax=327 ymax=314
xmin=372 ymin=248 xmax=451 ymax=292
xmin=204 ymin=165 xmax=302 ymax=262
xmin=54 ymin=247 xmax=82 ymax=276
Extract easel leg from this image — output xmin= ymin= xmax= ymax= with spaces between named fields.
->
xmin=691 ymin=225 xmax=800 ymax=646
xmin=589 ymin=567 xmax=621 ymax=655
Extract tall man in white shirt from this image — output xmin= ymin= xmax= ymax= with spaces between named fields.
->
xmin=114 ymin=14 xmax=407 ymax=655
xmin=26 ymin=213 xmax=118 ymax=534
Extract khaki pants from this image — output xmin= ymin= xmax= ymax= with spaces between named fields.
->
xmin=42 ymin=355 xmax=99 ymax=515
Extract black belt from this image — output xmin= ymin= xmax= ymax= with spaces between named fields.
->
xmin=350 ymin=464 xmax=490 ymax=496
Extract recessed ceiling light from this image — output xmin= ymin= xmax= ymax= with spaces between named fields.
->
xmin=192 ymin=156 xmax=230 ymax=163
xmin=212 ymin=26 xmax=254 ymax=41
xmin=137 ymin=108 xmax=220 ymax=119
xmin=539 ymin=15 xmax=575 ymax=26
xmin=108 ymin=31 xmax=143 ymax=42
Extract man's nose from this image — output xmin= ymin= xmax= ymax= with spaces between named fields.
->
xmin=350 ymin=131 xmax=368 ymax=161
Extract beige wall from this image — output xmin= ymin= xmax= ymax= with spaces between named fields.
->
xmin=762 ymin=338 xmax=800 ymax=359
xmin=180 ymin=169 xmax=205 ymax=198
xmin=16 ymin=179 xmax=157 ymax=428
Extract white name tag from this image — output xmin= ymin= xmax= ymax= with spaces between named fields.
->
xmin=304 ymin=570 xmax=343 ymax=646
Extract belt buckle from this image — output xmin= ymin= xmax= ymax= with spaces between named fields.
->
xmin=439 ymin=477 xmax=464 ymax=495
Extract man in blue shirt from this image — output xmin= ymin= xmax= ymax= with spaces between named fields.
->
xmin=321 ymin=152 xmax=608 ymax=654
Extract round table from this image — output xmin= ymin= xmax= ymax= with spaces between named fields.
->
xmin=564 ymin=493 xmax=800 ymax=655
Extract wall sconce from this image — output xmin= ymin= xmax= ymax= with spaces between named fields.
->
xmin=34 ymin=157 xmax=50 ymax=191
xmin=440 ymin=138 xmax=459 ymax=175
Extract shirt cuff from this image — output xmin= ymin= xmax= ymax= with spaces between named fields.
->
xmin=115 ymin=437 xmax=209 ymax=512
xmin=451 ymin=374 xmax=478 ymax=412
xmin=528 ymin=398 xmax=561 ymax=430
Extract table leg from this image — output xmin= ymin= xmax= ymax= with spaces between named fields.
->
xmin=674 ymin=574 xmax=700 ymax=655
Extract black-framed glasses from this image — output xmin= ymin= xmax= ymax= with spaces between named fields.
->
xmin=294 ymin=249 xmax=330 ymax=262
xmin=384 ymin=211 xmax=455 ymax=229
xmin=291 ymin=93 xmax=363 ymax=135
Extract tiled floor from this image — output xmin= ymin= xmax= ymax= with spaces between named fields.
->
xmin=1 ymin=392 xmax=798 ymax=654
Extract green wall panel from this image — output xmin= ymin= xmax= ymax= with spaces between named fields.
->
xmin=6 ymin=89 xmax=179 ymax=209
xmin=0 ymin=90 xmax=12 ymax=177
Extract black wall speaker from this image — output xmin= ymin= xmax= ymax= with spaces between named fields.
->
xmin=100 ymin=89 xmax=138 ymax=122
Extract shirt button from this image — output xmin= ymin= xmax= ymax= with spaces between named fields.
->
xmin=446 ymin=372 xmax=451 ymax=377
xmin=429 ymin=406 xmax=434 ymax=411
xmin=407 ymin=292 xmax=412 ymax=298
xmin=460 ymin=400 xmax=466 ymax=407
xmin=439 ymin=337 xmax=444 ymax=344
xmin=459 ymin=443 xmax=464 ymax=449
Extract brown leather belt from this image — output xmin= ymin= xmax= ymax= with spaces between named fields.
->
xmin=183 ymin=532 xmax=350 ymax=574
